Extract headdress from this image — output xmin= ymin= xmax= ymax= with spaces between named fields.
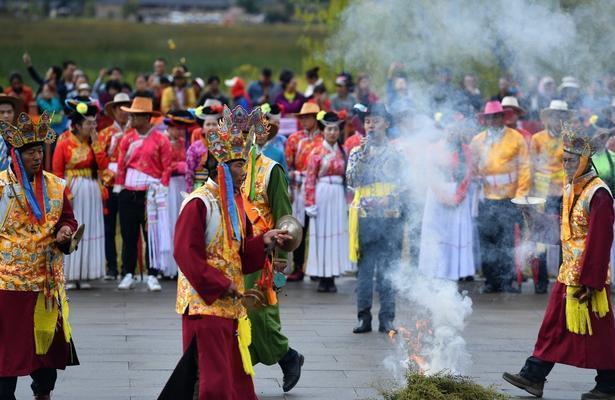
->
xmin=562 ymin=121 xmax=609 ymax=157
xmin=207 ymin=105 xmax=268 ymax=243
xmin=207 ymin=105 xmax=267 ymax=164
xmin=164 ymin=110 xmax=196 ymax=127
xmin=0 ymin=112 xmax=56 ymax=149
xmin=0 ymin=112 xmax=57 ymax=224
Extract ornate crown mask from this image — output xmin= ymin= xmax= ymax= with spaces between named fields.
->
xmin=0 ymin=112 xmax=57 ymax=149
xmin=562 ymin=121 xmax=610 ymax=157
xmin=206 ymin=106 xmax=268 ymax=163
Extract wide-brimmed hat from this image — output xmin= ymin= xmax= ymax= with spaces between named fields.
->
xmin=192 ymin=99 xmax=223 ymax=121
xmin=0 ymin=94 xmax=23 ymax=112
xmin=296 ymin=102 xmax=320 ymax=117
xmin=558 ymin=76 xmax=580 ymax=91
xmin=364 ymin=103 xmax=392 ymax=123
xmin=501 ymin=96 xmax=526 ymax=116
xmin=477 ymin=101 xmax=514 ymax=124
xmin=540 ymin=100 xmax=573 ymax=121
xmin=104 ymin=92 xmax=132 ymax=115
xmin=164 ymin=110 xmax=196 ymax=127
xmin=120 ymin=96 xmax=162 ymax=116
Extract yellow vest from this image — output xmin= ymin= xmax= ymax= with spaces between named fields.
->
xmin=530 ymin=130 xmax=565 ymax=198
xmin=242 ymin=154 xmax=277 ymax=235
xmin=0 ymin=170 xmax=66 ymax=291
xmin=470 ymin=127 xmax=531 ymax=200
xmin=558 ymin=177 xmax=612 ymax=286
xmin=175 ymin=180 xmax=246 ymax=319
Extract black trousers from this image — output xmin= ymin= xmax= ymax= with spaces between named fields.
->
xmin=104 ymin=191 xmax=120 ymax=277
xmin=292 ymin=213 xmax=309 ymax=272
xmin=119 ymin=190 xmax=155 ymax=276
xmin=477 ymin=199 xmax=520 ymax=289
xmin=521 ymin=356 xmax=615 ymax=393
xmin=0 ymin=368 xmax=57 ymax=399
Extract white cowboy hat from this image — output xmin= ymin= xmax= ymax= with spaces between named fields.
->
xmin=558 ymin=76 xmax=580 ymax=91
xmin=501 ymin=96 xmax=526 ymax=116
xmin=540 ymin=100 xmax=574 ymax=120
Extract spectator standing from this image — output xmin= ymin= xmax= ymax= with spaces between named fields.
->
xmin=161 ymin=67 xmax=196 ymax=114
xmin=4 ymin=72 xmax=33 ymax=114
xmin=225 ymin=76 xmax=251 ymax=111
xmin=275 ymin=70 xmax=305 ymax=115
xmin=248 ymin=68 xmax=280 ymax=106
xmin=199 ymin=75 xmax=229 ymax=106
xmin=355 ymin=74 xmax=379 ymax=106
xmin=304 ymin=67 xmax=323 ymax=98
xmin=36 ymin=83 xmax=67 ymax=135
xmin=330 ymin=72 xmax=357 ymax=112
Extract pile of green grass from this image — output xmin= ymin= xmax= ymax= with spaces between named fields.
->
xmin=382 ymin=372 xmax=510 ymax=400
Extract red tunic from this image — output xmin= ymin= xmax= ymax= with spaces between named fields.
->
xmin=284 ymin=130 xmax=306 ymax=172
xmin=533 ymin=188 xmax=615 ymax=369
xmin=169 ymin=136 xmax=187 ymax=176
xmin=304 ymin=142 xmax=346 ymax=207
xmin=116 ymin=129 xmax=173 ymax=187
xmin=51 ymin=132 xmax=109 ymax=179
xmin=344 ymin=133 xmax=363 ymax=154
xmin=168 ymin=198 xmax=265 ymax=400
xmin=0 ymin=192 xmax=78 ymax=376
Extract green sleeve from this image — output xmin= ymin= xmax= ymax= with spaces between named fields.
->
xmin=267 ymin=164 xmax=292 ymax=262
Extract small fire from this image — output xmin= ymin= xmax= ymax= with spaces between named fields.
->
xmin=388 ymin=319 xmax=432 ymax=374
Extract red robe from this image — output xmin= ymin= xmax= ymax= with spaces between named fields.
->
xmin=533 ymin=188 xmax=615 ymax=369
xmin=159 ymin=197 xmax=265 ymax=400
xmin=0 ymin=192 xmax=78 ymax=376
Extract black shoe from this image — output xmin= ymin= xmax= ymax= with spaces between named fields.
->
xmin=353 ymin=314 xmax=372 ymax=333
xmin=502 ymin=372 xmax=544 ymax=397
xmin=326 ymin=278 xmax=337 ymax=293
xmin=317 ymin=279 xmax=327 ymax=293
xmin=534 ymin=282 xmax=548 ymax=294
xmin=582 ymin=389 xmax=615 ymax=399
xmin=279 ymin=349 xmax=304 ymax=393
xmin=378 ymin=320 xmax=396 ymax=333
xmin=309 ymin=276 xmax=319 ymax=282
xmin=464 ymin=276 xmax=475 ymax=282
xmin=480 ymin=284 xmax=502 ymax=294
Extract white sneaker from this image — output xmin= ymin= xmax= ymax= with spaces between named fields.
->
xmin=79 ymin=282 xmax=92 ymax=290
xmin=147 ymin=275 xmax=162 ymax=292
xmin=118 ymin=274 xmax=136 ymax=290
xmin=65 ymin=282 xmax=77 ymax=290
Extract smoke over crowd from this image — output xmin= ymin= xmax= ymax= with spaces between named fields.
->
xmin=326 ymin=0 xmax=615 ymax=380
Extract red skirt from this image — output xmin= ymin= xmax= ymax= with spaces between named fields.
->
xmin=533 ymin=282 xmax=615 ymax=369
xmin=183 ymin=314 xmax=257 ymax=400
xmin=0 ymin=290 xmax=77 ymax=377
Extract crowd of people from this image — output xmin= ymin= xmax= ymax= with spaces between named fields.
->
xmin=2 ymin=53 xmax=615 ymax=399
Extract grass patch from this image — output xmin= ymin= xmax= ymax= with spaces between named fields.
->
xmin=382 ymin=372 xmax=510 ymax=400
xmin=0 ymin=18 xmax=323 ymax=86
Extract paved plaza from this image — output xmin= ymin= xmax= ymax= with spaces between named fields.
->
xmin=15 ymin=277 xmax=599 ymax=400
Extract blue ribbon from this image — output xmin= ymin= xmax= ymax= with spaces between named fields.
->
xmin=222 ymin=163 xmax=242 ymax=242
xmin=14 ymin=150 xmax=46 ymax=221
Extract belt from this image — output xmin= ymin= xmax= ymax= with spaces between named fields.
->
xmin=318 ymin=176 xmax=343 ymax=185
xmin=483 ymin=171 xmax=517 ymax=186
xmin=65 ymin=168 xmax=93 ymax=179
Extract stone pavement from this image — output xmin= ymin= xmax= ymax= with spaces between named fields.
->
xmin=15 ymin=277 xmax=599 ymax=400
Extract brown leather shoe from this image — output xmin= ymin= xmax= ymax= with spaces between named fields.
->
xmin=582 ymin=389 xmax=615 ymax=400
xmin=502 ymin=372 xmax=544 ymax=397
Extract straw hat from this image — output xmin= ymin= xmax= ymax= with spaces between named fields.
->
xmin=540 ymin=100 xmax=573 ymax=121
xmin=501 ymin=96 xmax=526 ymax=116
xmin=104 ymin=92 xmax=131 ymax=115
xmin=120 ymin=96 xmax=162 ymax=116
xmin=0 ymin=94 xmax=23 ymax=113
xmin=165 ymin=110 xmax=197 ymax=126
xmin=296 ymin=102 xmax=320 ymax=117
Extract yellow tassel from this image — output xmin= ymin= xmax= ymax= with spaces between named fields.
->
xmin=237 ymin=316 xmax=255 ymax=376
xmin=33 ymin=292 xmax=58 ymax=355
xmin=566 ymin=286 xmax=610 ymax=336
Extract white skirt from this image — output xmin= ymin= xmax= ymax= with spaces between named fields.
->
xmin=418 ymin=182 xmax=475 ymax=281
xmin=64 ymin=176 xmax=105 ymax=281
xmin=163 ymin=175 xmax=184 ymax=277
xmin=292 ymin=174 xmax=306 ymax=226
xmin=305 ymin=176 xmax=352 ymax=278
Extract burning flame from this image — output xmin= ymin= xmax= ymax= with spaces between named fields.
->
xmin=389 ymin=320 xmax=432 ymax=374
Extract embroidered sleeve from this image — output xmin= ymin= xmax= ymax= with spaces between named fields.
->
xmin=304 ymin=149 xmax=321 ymax=207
